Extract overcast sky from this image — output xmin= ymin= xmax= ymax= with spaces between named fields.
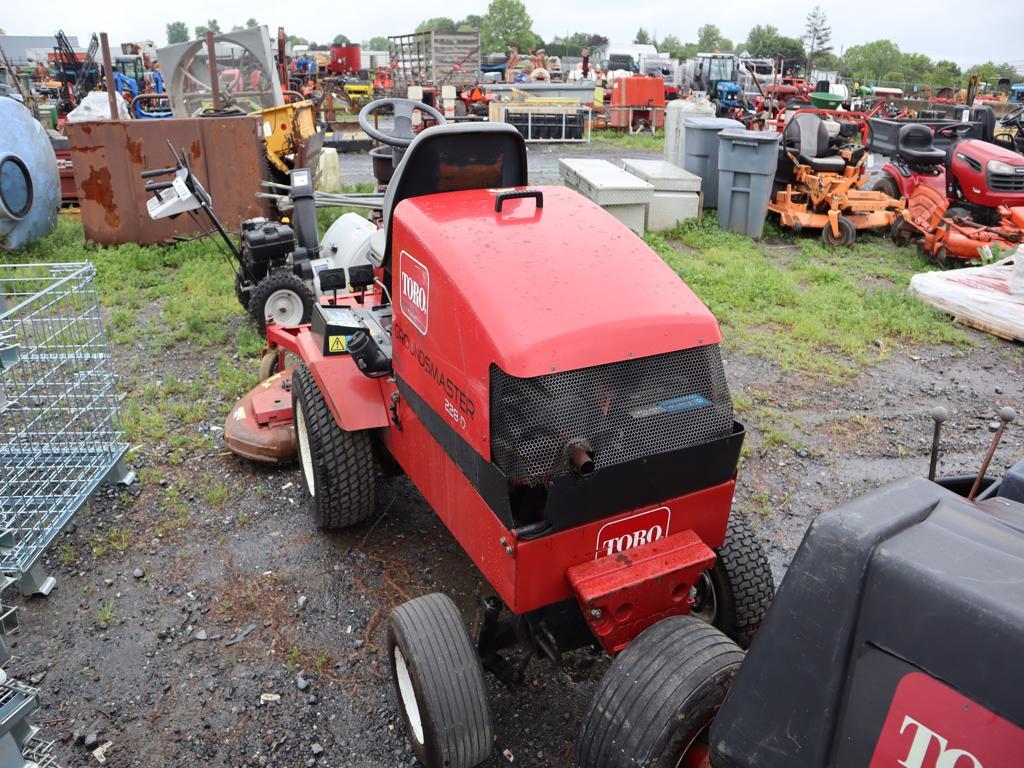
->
xmin=2 ymin=0 xmax=1020 ymax=71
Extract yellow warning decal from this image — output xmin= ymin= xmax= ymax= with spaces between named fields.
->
xmin=328 ymin=335 xmax=347 ymax=353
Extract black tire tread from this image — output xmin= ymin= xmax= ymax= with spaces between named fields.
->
xmin=576 ymin=617 xmax=743 ymax=768
xmin=869 ymin=174 xmax=899 ymax=200
xmin=713 ymin=513 xmax=775 ymax=647
xmin=293 ymin=364 xmax=375 ymax=528
xmin=389 ymin=594 xmax=493 ymax=768
xmin=249 ymin=270 xmax=314 ymax=328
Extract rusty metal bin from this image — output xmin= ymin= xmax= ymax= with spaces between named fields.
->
xmin=66 ymin=117 xmax=270 ymax=245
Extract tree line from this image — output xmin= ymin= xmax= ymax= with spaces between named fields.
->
xmin=164 ymin=2 xmax=1018 ymax=89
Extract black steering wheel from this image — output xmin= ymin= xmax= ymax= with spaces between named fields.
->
xmin=935 ymin=123 xmax=974 ymax=140
xmin=358 ymin=98 xmax=447 ymax=148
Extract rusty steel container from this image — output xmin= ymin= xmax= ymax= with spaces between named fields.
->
xmin=65 ymin=117 xmax=270 ymax=245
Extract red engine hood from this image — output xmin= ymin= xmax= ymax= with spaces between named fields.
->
xmin=392 ymin=186 xmax=721 ymax=378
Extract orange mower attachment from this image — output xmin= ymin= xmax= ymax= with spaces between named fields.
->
xmin=769 ymin=113 xmax=904 ymax=246
xmin=893 ymin=185 xmax=1024 ymax=267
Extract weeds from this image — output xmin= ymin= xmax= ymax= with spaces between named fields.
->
xmin=648 ymin=215 xmax=970 ymax=381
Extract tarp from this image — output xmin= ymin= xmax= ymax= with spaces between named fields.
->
xmin=909 ymin=250 xmax=1024 ymax=342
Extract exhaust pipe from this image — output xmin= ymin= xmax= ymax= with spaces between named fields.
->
xmin=567 ymin=440 xmax=595 ymax=478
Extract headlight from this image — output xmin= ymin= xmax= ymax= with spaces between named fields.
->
xmin=989 ymin=159 xmax=1016 ymax=175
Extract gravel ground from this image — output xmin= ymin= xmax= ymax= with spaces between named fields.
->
xmin=6 ymin=143 xmax=1023 ymax=767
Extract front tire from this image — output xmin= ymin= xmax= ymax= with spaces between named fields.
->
xmin=821 ymin=216 xmax=856 ymax=247
xmin=249 ymin=270 xmax=314 ymax=329
xmin=388 ymin=594 xmax=493 ymax=768
xmin=575 ymin=616 xmax=743 ymax=768
xmin=292 ymin=365 xmax=375 ymax=528
xmin=690 ymin=513 xmax=774 ymax=648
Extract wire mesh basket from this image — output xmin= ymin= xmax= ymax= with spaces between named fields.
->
xmin=0 ymin=263 xmax=130 ymax=589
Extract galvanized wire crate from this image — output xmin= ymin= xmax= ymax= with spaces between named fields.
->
xmin=0 ymin=263 xmax=131 ymax=595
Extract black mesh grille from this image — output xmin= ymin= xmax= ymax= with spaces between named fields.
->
xmin=490 ymin=345 xmax=734 ymax=484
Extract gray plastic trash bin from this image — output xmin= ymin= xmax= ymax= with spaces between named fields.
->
xmin=716 ymin=128 xmax=781 ymax=239
xmin=681 ymin=116 xmax=743 ymax=209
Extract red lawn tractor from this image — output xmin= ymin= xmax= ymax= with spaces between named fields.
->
xmin=869 ymin=117 xmax=1024 ymax=225
xmin=226 ymin=99 xmax=774 ymax=768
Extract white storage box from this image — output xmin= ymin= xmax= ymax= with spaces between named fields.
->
xmin=621 ymin=159 xmax=702 ymax=231
xmin=558 ymin=158 xmax=653 ymax=236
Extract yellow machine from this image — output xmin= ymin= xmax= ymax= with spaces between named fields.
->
xmin=255 ymin=100 xmax=318 ymax=174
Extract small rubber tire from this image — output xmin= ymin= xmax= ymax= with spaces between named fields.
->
xmin=258 ymin=350 xmax=280 ymax=382
xmin=387 ymin=594 xmax=493 ymax=768
xmin=235 ymin=273 xmax=251 ymax=310
xmin=869 ymin=173 xmax=899 ymax=200
xmin=575 ymin=616 xmax=744 ymax=768
xmin=934 ymin=247 xmax=951 ymax=269
xmin=821 ymin=217 xmax=855 ymax=247
xmin=691 ymin=513 xmax=775 ymax=648
xmin=890 ymin=217 xmax=914 ymax=247
xmin=292 ymin=364 xmax=375 ymax=529
xmin=945 ymin=206 xmax=970 ymax=221
xmin=249 ymin=270 xmax=314 ymax=329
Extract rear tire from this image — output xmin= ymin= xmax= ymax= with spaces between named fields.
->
xmin=250 ymin=270 xmax=314 ymax=329
xmin=821 ymin=217 xmax=856 ymax=247
xmin=388 ymin=594 xmax=493 ymax=768
xmin=869 ymin=173 xmax=899 ymax=200
xmin=575 ymin=616 xmax=743 ymax=768
xmin=690 ymin=513 xmax=774 ymax=648
xmin=292 ymin=364 xmax=375 ymax=529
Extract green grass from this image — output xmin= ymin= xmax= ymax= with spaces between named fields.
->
xmin=590 ymin=128 xmax=665 ymax=151
xmin=647 ymin=214 xmax=970 ymax=381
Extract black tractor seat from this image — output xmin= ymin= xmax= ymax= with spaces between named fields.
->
xmin=380 ymin=122 xmax=528 ymax=274
xmin=783 ymin=113 xmax=847 ymax=173
xmin=896 ymin=123 xmax=945 ymax=166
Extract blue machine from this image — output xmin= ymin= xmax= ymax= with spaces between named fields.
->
xmin=716 ymin=81 xmax=744 ymax=113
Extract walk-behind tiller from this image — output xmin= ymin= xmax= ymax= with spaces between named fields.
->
xmin=769 ymin=113 xmax=904 ymax=246
xmin=223 ymin=99 xmax=774 ymax=768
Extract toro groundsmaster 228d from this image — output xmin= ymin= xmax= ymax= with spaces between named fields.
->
xmin=223 ymin=99 xmax=773 ymax=768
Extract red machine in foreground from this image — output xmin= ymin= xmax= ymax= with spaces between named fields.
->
xmin=225 ymin=101 xmax=773 ymax=768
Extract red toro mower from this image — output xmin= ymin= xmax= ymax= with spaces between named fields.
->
xmin=225 ymin=99 xmax=774 ymax=767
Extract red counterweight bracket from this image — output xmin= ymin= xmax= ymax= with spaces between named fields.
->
xmin=567 ymin=530 xmax=716 ymax=654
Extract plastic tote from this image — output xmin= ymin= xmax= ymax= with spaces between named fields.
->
xmin=682 ymin=117 xmax=743 ymax=209
xmin=716 ymin=128 xmax=781 ymax=239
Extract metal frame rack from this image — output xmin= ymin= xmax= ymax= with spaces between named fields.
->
xmin=0 ymin=262 xmax=132 ymax=597
xmin=499 ymin=105 xmax=592 ymax=143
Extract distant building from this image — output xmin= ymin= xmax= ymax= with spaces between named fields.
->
xmin=0 ymin=35 xmax=80 ymax=64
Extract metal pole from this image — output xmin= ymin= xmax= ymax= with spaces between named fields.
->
xmin=100 ymin=33 xmax=118 ymax=119
xmin=205 ymin=31 xmax=220 ymax=110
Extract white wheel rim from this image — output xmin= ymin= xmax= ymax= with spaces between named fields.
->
xmin=296 ymin=400 xmax=315 ymax=497
xmin=265 ymin=288 xmax=305 ymax=326
xmin=394 ymin=646 xmax=425 ymax=745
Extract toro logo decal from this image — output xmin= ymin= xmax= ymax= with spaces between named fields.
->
xmin=869 ymin=672 xmax=1024 ymax=768
xmin=595 ymin=507 xmax=670 ymax=560
xmin=399 ymin=251 xmax=429 ymax=335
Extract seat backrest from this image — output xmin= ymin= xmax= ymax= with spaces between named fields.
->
xmin=896 ymin=123 xmax=936 ymax=153
xmin=783 ymin=113 xmax=828 ymax=158
xmin=382 ymin=123 xmax=528 ymax=270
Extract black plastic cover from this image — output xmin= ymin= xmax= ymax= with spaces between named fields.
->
xmin=710 ymin=476 xmax=1024 ymax=767
xmin=241 ymin=220 xmax=294 ymax=268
